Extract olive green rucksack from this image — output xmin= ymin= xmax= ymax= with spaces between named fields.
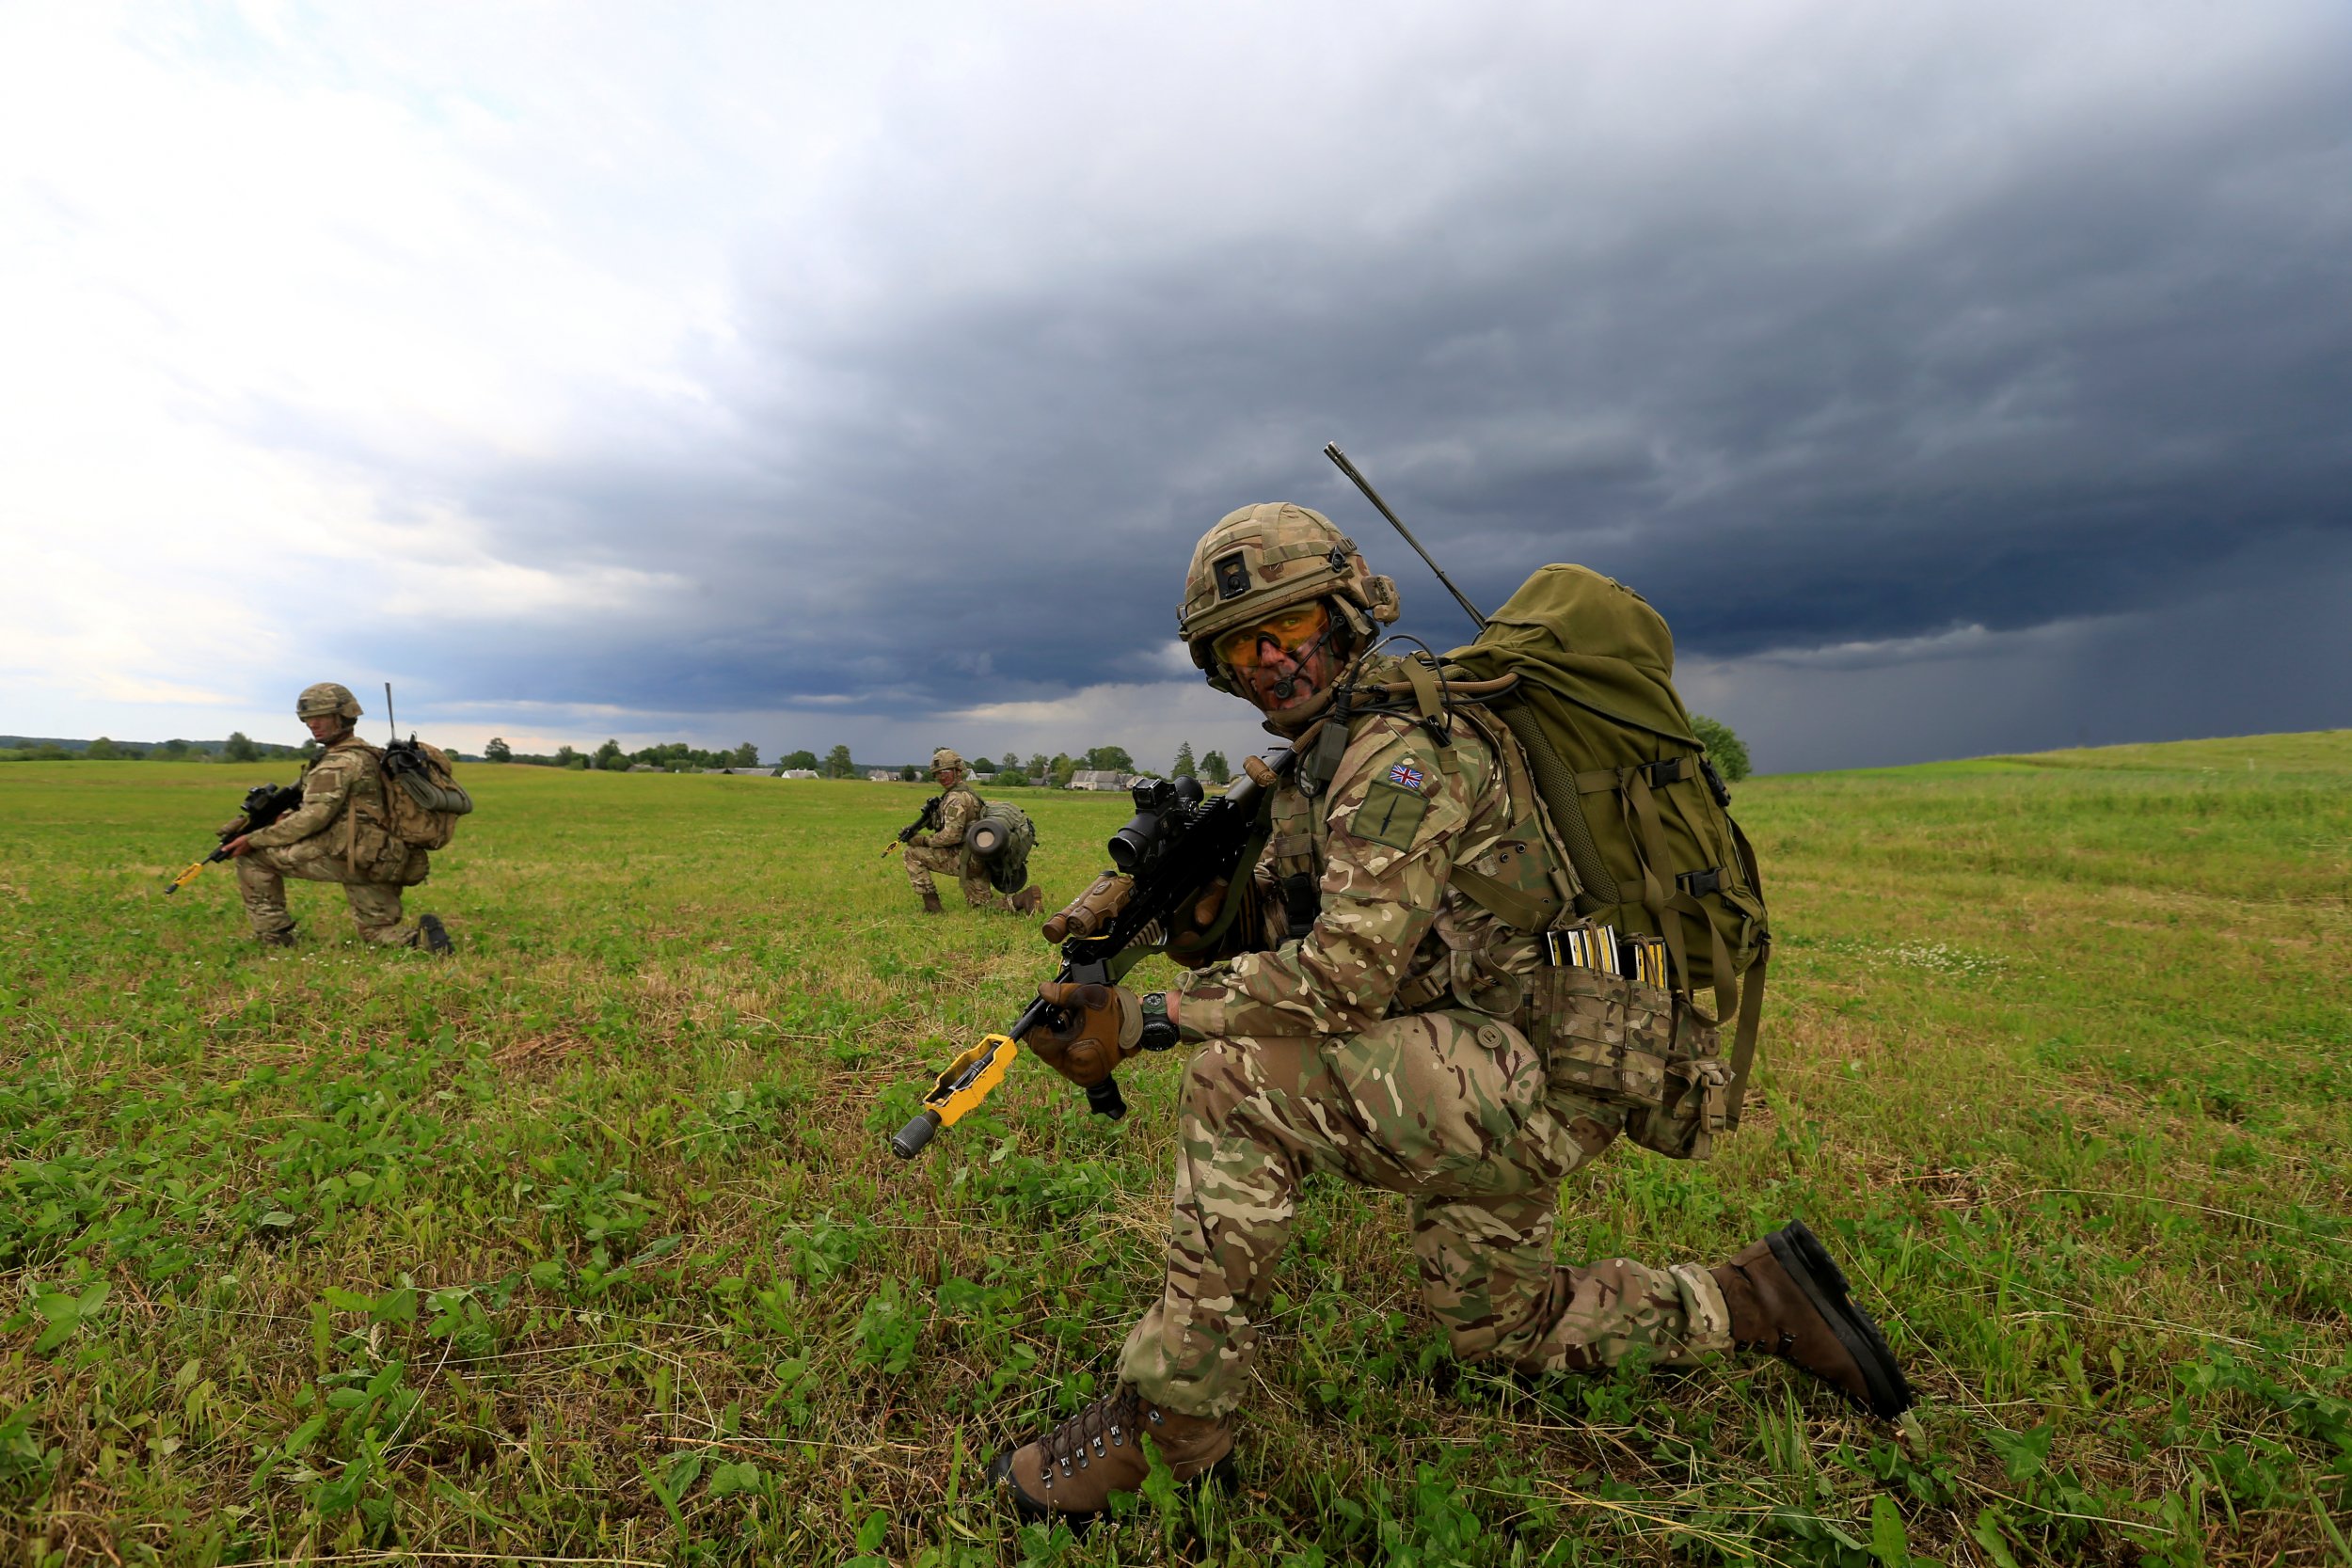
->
xmin=966 ymin=800 xmax=1038 ymax=895
xmin=1445 ymin=565 xmax=1771 ymax=1137
xmin=376 ymin=736 xmax=475 ymax=850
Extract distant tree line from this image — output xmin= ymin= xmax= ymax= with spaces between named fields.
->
xmin=0 ymin=732 xmax=316 ymax=764
xmin=483 ymin=737 xmax=762 ymax=771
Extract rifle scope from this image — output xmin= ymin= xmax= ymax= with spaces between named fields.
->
xmin=1107 ymin=775 xmax=1203 ymax=875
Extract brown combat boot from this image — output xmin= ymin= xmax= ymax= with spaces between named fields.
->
xmin=988 ymin=1385 xmax=1233 ymax=1522
xmin=921 ymin=891 xmax=946 ymax=914
xmin=257 ymin=923 xmax=297 ymax=949
xmin=1712 ymin=1220 xmax=1914 ymax=1418
xmin=1010 ymin=885 xmax=1043 ymax=915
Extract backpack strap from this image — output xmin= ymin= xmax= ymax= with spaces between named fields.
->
xmin=1724 ymin=940 xmax=1768 ymax=1129
xmin=1446 ymin=864 xmax=1560 ymax=932
xmin=1721 ymin=816 xmax=1769 ymax=1128
xmin=1443 ymin=706 xmax=1580 ymax=931
xmin=1622 ymin=763 xmax=1739 ymax=1027
xmin=1300 ymin=692 xmax=1353 ymax=799
xmin=342 ymin=742 xmax=384 ymax=879
xmin=1399 ymin=659 xmax=1463 ymax=774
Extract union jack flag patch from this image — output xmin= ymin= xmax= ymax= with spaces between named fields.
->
xmin=1387 ymin=762 xmax=1426 ymax=790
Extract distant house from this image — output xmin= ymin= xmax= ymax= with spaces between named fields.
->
xmin=776 ymin=768 xmax=819 ymax=779
xmin=702 ymin=767 xmax=774 ymax=776
xmin=628 ymin=763 xmax=660 ymax=772
xmin=866 ymin=770 xmax=899 ymax=783
xmin=1066 ymin=769 xmax=1133 ymax=792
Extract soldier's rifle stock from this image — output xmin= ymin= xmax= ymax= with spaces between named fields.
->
xmin=888 ymin=749 xmax=1296 ymax=1160
xmin=165 ymin=781 xmax=306 ymax=894
xmin=882 ymin=794 xmax=946 ymax=857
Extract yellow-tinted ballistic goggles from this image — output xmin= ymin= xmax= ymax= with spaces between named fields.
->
xmin=1213 ymin=602 xmax=1332 ymax=669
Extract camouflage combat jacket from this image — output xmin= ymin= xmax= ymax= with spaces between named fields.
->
xmin=1176 ymin=692 xmax=1579 ymax=1042
xmin=241 ymin=736 xmax=405 ymax=873
xmin=915 ymin=781 xmax=984 ymax=850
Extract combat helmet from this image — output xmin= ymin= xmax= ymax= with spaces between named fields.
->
xmin=930 ymin=747 xmax=965 ymax=774
xmin=295 ymin=682 xmax=363 ymax=721
xmin=1178 ymin=503 xmax=1399 ymax=690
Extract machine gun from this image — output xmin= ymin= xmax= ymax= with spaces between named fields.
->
xmin=882 ymin=794 xmax=945 ymax=857
xmin=889 ymin=749 xmax=1297 ymax=1159
xmin=165 ymin=781 xmax=306 ymax=894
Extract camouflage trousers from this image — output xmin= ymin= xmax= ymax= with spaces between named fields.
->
xmin=236 ymin=842 xmax=429 ymax=945
xmin=901 ymin=845 xmax=1010 ymax=910
xmin=1119 ymin=1010 xmax=1732 ymax=1418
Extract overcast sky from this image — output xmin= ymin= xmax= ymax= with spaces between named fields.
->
xmin=5 ymin=1 xmax=2346 ymax=772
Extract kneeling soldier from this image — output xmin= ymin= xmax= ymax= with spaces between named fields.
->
xmin=902 ymin=747 xmax=1042 ymax=916
xmin=990 ymin=504 xmax=1912 ymax=1520
xmin=223 ymin=682 xmax=452 ymax=953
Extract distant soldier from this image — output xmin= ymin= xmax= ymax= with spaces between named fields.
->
xmin=222 ymin=683 xmax=453 ymax=953
xmin=901 ymin=747 xmax=1043 ymax=916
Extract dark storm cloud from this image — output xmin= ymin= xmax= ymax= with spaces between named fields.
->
xmin=313 ymin=3 xmax=2352 ymax=765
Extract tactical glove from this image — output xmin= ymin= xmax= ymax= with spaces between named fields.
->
xmin=1029 ymin=982 xmax=1144 ymax=1089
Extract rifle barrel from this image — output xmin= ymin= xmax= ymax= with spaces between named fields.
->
xmin=1323 ymin=442 xmax=1487 ymax=631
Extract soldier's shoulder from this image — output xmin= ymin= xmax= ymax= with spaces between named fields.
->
xmin=1326 ymin=707 xmax=1506 ymax=836
xmin=1335 ymin=712 xmax=1458 ymax=789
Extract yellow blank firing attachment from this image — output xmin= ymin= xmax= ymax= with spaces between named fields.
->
xmin=890 ymin=1034 xmax=1020 ymax=1159
xmin=926 ymin=1034 xmax=1019 ymax=1125
xmin=166 ymin=862 xmax=208 ymax=895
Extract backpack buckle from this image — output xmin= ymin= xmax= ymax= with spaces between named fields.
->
xmin=1640 ymin=758 xmax=1686 ymax=788
xmin=1677 ymin=866 xmax=1722 ymax=897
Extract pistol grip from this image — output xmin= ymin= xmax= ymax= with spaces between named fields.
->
xmin=1085 ymin=1076 xmax=1127 ymax=1120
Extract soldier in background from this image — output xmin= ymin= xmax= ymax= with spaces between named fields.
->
xmin=222 ymin=682 xmax=452 ymax=954
xmin=901 ymin=747 xmax=1042 ymax=916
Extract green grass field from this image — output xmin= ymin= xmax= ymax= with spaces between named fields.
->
xmin=3 ymin=735 xmax=2347 ymax=1566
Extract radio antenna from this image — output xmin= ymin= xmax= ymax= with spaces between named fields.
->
xmin=1323 ymin=442 xmax=1487 ymax=629
xmin=384 ymin=683 xmax=397 ymax=744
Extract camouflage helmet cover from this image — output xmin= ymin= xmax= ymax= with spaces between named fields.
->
xmin=930 ymin=747 xmax=965 ymax=773
xmin=1177 ymin=502 xmax=1400 ymax=689
xmin=295 ymin=682 xmax=363 ymax=721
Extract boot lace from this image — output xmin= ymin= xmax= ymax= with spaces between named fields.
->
xmin=1040 ymin=1386 xmax=1142 ymax=1475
